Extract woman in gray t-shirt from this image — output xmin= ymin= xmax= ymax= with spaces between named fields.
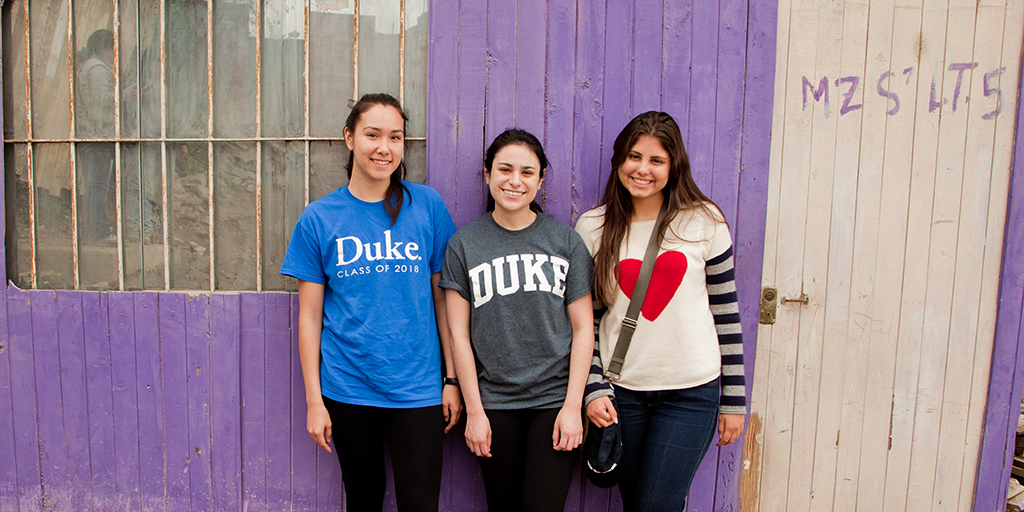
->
xmin=440 ymin=129 xmax=594 ymax=512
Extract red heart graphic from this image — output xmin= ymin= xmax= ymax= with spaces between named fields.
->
xmin=618 ymin=251 xmax=687 ymax=321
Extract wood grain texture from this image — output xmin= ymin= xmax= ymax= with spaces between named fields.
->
xmin=453 ymin=0 xmax=487 ymax=226
xmin=55 ymin=292 xmax=90 ymax=511
xmin=973 ymin=8 xmax=1024 ymax=512
xmin=264 ymin=292 xmax=293 ymax=510
xmin=212 ymin=294 xmax=242 ymax=511
xmin=570 ymin=0 xmax=607 ymax=216
xmin=8 ymin=288 xmax=41 ymax=510
xmin=32 ymin=291 xmax=68 ymax=511
xmin=543 ymin=0 xmax=576 ymax=221
xmin=240 ymin=293 xmax=268 ymax=511
xmin=160 ymin=293 xmax=191 ymax=511
xmin=109 ymin=292 xmax=143 ymax=511
xmin=133 ymin=292 xmax=165 ymax=511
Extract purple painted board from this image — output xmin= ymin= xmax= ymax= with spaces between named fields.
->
xmin=600 ymin=0 xmax=634 ymax=184
xmin=632 ymin=0 xmax=664 ymax=112
xmin=453 ymin=0 xmax=488 ymax=226
xmin=211 ymin=294 xmax=242 ymax=511
xmin=239 ymin=293 xmax=268 ymax=511
xmin=570 ymin=0 xmax=608 ymax=216
xmin=543 ymin=0 xmax=577 ymax=222
xmin=316 ymin=442 xmax=343 ymax=510
xmin=732 ymin=0 xmax=777 ymax=509
xmin=160 ymin=293 xmax=191 ymax=511
xmin=31 ymin=291 xmax=70 ymax=511
xmin=562 ymin=460 xmax=583 ymax=512
xmin=709 ymin=0 xmax=748 ymax=227
xmin=109 ymin=292 xmax=143 ymax=511
xmin=515 ymin=0 xmax=546 ymax=135
xmin=0 ymin=288 xmax=18 ymax=512
xmin=82 ymin=292 xmax=116 ymax=509
xmin=8 ymin=287 xmax=42 ymax=509
xmin=715 ymin=444 xmax=743 ymax=512
xmin=686 ymin=444 xmax=719 ymax=512
xmin=447 ymin=421 xmax=487 ymax=512
xmin=973 ymin=50 xmax=1024 ymax=512
xmin=484 ymin=0 xmax=517 ymax=143
xmin=289 ymin=293 xmax=317 ymax=511
xmin=426 ymin=0 xmax=459 ymax=216
xmin=661 ymin=1 xmax=693 ymax=139
xmin=264 ymin=293 xmax=292 ymax=510
xmin=686 ymin=0 xmax=721 ymax=195
xmin=186 ymin=294 xmax=214 ymax=511
xmin=133 ymin=292 xmax=165 ymax=511
xmin=53 ymin=293 xmax=92 ymax=511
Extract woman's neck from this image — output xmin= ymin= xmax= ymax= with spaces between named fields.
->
xmin=492 ymin=208 xmax=537 ymax=231
xmin=348 ymin=175 xmax=390 ymax=203
xmin=631 ymin=193 xmax=664 ymax=222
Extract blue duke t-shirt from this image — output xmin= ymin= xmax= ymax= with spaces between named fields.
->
xmin=280 ymin=183 xmax=456 ymax=408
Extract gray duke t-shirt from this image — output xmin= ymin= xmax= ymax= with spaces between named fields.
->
xmin=440 ymin=213 xmax=593 ymax=409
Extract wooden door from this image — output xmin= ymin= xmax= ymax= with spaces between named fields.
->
xmin=743 ymin=1 xmax=1023 ymax=511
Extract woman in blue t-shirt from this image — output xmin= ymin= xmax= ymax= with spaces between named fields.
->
xmin=280 ymin=93 xmax=461 ymax=512
xmin=440 ymin=129 xmax=594 ymax=512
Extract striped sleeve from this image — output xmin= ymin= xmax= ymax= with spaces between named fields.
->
xmin=706 ymin=244 xmax=747 ymax=415
xmin=584 ymin=310 xmax=614 ymax=406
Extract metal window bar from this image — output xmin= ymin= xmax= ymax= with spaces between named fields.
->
xmin=10 ymin=0 xmax=420 ymax=291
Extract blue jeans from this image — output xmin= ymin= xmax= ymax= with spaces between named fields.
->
xmin=614 ymin=378 xmax=720 ymax=512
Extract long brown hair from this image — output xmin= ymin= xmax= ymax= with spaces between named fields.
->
xmin=344 ymin=93 xmax=410 ymax=225
xmin=592 ymin=111 xmax=720 ymax=306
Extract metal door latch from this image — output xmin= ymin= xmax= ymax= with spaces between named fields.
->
xmin=759 ymin=286 xmax=778 ymax=324
xmin=781 ymin=293 xmax=810 ymax=305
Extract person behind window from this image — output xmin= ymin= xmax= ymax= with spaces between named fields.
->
xmin=76 ymin=29 xmax=116 ymax=244
xmin=280 ymin=93 xmax=461 ymax=512
xmin=440 ymin=129 xmax=594 ymax=512
xmin=575 ymin=111 xmax=747 ymax=511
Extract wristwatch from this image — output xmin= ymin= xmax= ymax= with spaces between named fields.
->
xmin=443 ymin=377 xmax=459 ymax=387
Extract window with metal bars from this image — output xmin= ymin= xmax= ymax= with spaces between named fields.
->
xmin=3 ymin=0 xmax=428 ymax=292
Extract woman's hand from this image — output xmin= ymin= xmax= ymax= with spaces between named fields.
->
xmin=586 ymin=396 xmax=618 ymax=428
xmin=307 ymin=401 xmax=333 ymax=453
xmin=716 ymin=413 xmax=745 ymax=446
xmin=465 ymin=412 xmax=492 ymax=457
xmin=442 ymin=384 xmax=463 ymax=433
xmin=552 ymin=406 xmax=584 ymax=451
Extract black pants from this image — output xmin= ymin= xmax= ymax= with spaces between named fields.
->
xmin=480 ymin=408 xmax=579 ymax=512
xmin=323 ymin=397 xmax=444 ymax=512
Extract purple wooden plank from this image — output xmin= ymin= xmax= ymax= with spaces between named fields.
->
xmin=426 ymin=0 xmax=460 ymax=218
xmin=453 ymin=0 xmax=488 ymax=227
xmin=484 ymin=0 xmax=517 ymax=144
xmin=709 ymin=0 xmax=748 ymax=227
xmin=289 ymin=293 xmax=316 ymax=511
xmin=570 ymin=0 xmax=608 ymax=217
xmin=8 ymin=287 xmax=41 ymax=509
xmin=599 ymin=0 xmax=634 ymax=185
xmin=55 ymin=292 xmax=92 ymax=511
xmin=239 ymin=293 xmax=268 ymax=511
xmin=109 ymin=292 xmax=142 ymax=511
xmin=133 ymin=292 xmax=165 ymax=511
xmin=448 ymin=421 xmax=487 ymax=512
xmin=581 ymin=479 xmax=613 ymax=512
xmin=515 ymin=0 xmax=546 ymax=135
xmin=264 ymin=293 xmax=292 ymax=510
xmin=82 ymin=292 xmax=116 ymax=510
xmin=714 ymin=443 xmax=743 ymax=512
xmin=542 ymin=0 xmax=577 ymax=223
xmin=686 ymin=444 xmax=718 ymax=511
xmin=31 ymin=291 xmax=70 ymax=511
xmin=973 ymin=49 xmax=1024 ymax=512
xmin=186 ymin=294 xmax=214 ymax=511
xmin=661 ymin=1 xmax=693 ymax=138
xmin=632 ymin=0 xmax=663 ymax=112
xmin=0 ymin=289 xmax=18 ymax=512
xmin=562 ymin=457 xmax=583 ymax=512
xmin=211 ymin=294 xmax=242 ymax=511
xmin=160 ymin=293 xmax=191 ymax=511
xmin=686 ymin=0 xmax=720 ymax=194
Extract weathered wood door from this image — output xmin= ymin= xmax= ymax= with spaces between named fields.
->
xmin=744 ymin=1 xmax=1023 ymax=511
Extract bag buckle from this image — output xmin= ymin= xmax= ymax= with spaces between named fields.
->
xmin=604 ymin=370 xmax=621 ymax=382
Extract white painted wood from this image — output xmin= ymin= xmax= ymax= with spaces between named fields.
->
xmin=747 ymin=0 xmax=1023 ymax=510
xmin=957 ymin=2 xmax=1024 ymax=509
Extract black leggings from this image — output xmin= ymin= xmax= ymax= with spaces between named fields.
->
xmin=480 ymin=408 xmax=579 ymax=512
xmin=322 ymin=397 xmax=444 ymax=512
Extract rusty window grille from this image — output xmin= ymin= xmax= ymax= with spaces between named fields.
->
xmin=2 ymin=0 xmax=428 ymax=292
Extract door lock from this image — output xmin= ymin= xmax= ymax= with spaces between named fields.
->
xmin=759 ymin=286 xmax=778 ymax=324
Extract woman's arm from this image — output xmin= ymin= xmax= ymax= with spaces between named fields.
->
xmin=706 ymin=244 xmax=746 ymax=445
xmin=445 ymin=288 xmax=492 ymax=457
xmin=297 ymin=280 xmax=332 ymax=453
xmin=432 ymin=273 xmax=463 ymax=433
xmin=552 ymin=294 xmax=594 ymax=451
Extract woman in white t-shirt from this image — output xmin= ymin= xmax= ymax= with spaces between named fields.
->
xmin=575 ymin=111 xmax=747 ymax=511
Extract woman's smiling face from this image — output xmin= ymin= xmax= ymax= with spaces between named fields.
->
xmin=486 ymin=144 xmax=544 ymax=217
xmin=344 ymin=104 xmax=405 ymax=186
xmin=617 ymin=134 xmax=670 ymax=201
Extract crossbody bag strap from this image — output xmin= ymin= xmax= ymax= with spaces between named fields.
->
xmin=605 ymin=199 xmax=668 ymax=382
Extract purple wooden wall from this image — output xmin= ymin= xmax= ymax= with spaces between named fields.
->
xmin=426 ymin=0 xmax=777 ymax=510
